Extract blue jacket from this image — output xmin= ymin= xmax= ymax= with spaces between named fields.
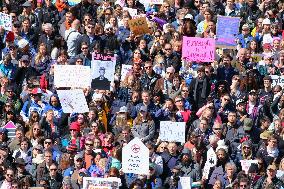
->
xmin=20 ymin=100 xmax=46 ymax=122
xmin=236 ymin=34 xmax=254 ymax=48
xmin=43 ymin=94 xmax=63 ymax=123
xmin=0 ymin=62 xmax=16 ymax=79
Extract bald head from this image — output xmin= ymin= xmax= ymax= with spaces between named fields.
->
xmin=71 ymin=19 xmax=81 ymax=30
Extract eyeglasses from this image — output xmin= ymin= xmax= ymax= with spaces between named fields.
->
xmin=144 ymin=66 xmax=152 ymax=69
xmin=82 ymin=47 xmax=88 ymax=50
xmin=50 ymin=168 xmax=57 ymax=171
xmin=165 ymin=48 xmax=172 ymax=51
xmin=44 ymin=141 xmax=51 ymax=144
xmin=85 ymin=143 xmax=93 ymax=146
xmin=213 ymin=128 xmax=222 ymax=130
xmin=175 ymin=99 xmax=182 ymax=103
xmin=7 ymin=91 xmax=13 ymax=93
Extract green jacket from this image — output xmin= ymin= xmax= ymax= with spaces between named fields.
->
xmin=0 ymin=94 xmax=22 ymax=113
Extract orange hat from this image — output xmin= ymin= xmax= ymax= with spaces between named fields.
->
xmin=69 ymin=122 xmax=80 ymax=132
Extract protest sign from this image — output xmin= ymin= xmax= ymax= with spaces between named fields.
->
xmin=0 ymin=13 xmax=12 ymax=31
xmin=216 ymin=16 xmax=240 ymax=48
xmin=57 ymin=89 xmax=89 ymax=113
xmin=4 ymin=121 xmax=16 ymax=138
xmin=123 ymin=7 xmax=138 ymax=18
xmin=54 ymin=65 xmax=91 ymax=88
xmin=141 ymin=0 xmax=163 ymax=4
xmin=251 ymin=54 xmax=263 ymax=63
xmin=202 ymin=147 xmax=217 ymax=179
xmin=115 ymin=0 xmax=125 ymax=7
xmin=121 ymin=64 xmax=133 ymax=81
xmin=178 ymin=177 xmax=192 ymax=189
xmin=182 ymin=37 xmax=215 ymax=62
xmin=159 ymin=121 xmax=185 ymax=143
xmin=122 ymin=137 xmax=149 ymax=175
xmin=240 ymin=160 xmax=258 ymax=174
xmin=91 ymin=53 xmax=116 ymax=90
xmin=271 ymin=75 xmax=284 ymax=88
xmin=128 ymin=17 xmax=150 ymax=35
xmin=83 ymin=177 xmax=121 ymax=189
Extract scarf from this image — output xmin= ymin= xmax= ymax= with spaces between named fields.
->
xmin=55 ymin=0 xmax=67 ymax=12
xmin=193 ymin=77 xmax=207 ymax=101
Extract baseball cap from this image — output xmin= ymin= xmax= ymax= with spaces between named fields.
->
xmin=31 ymin=88 xmax=43 ymax=95
xmin=236 ymin=99 xmax=245 ymax=105
xmin=119 ymin=106 xmax=128 ymax=113
xmin=262 ymin=18 xmax=271 ymax=25
xmin=243 ymin=118 xmax=253 ymax=131
xmin=22 ymin=1 xmax=32 ymax=7
xmin=74 ymin=153 xmax=83 ymax=161
xmin=260 ymin=130 xmax=272 ymax=140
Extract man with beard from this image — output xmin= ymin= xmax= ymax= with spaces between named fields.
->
xmin=0 ymin=167 xmax=15 ymax=188
xmin=176 ymin=148 xmax=201 ymax=182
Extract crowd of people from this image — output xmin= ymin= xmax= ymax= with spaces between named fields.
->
xmin=0 ymin=0 xmax=284 ymax=188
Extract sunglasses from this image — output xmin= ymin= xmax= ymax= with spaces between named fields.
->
xmin=44 ymin=141 xmax=51 ymax=144
xmin=85 ymin=143 xmax=93 ymax=146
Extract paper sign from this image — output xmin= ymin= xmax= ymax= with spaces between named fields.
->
xmin=115 ymin=0 xmax=125 ymax=7
xmin=0 ymin=13 xmax=12 ymax=31
xmin=159 ymin=121 xmax=185 ymax=143
xmin=54 ymin=65 xmax=91 ymax=88
xmin=57 ymin=89 xmax=89 ymax=113
xmin=3 ymin=121 xmax=16 ymax=138
xmin=203 ymin=147 xmax=217 ymax=179
xmin=91 ymin=53 xmax=116 ymax=90
xmin=271 ymin=75 xmax=284 ymax=88
xmin=182 ymin=37 xmax=215 ymax=62
xmin=178 ymin=177 xmax=192 ymax=189
xmin=121 ymin=64 xmax=132 ymax=81
xmin=122 ymin=138 xmax=149 ymax=175
xmin=216 ymin=16 xmax=240 ymax=47
xmin=123 ymin=7 xmax=137 ymax=18
xmin=132 ymin=14 xmax=147 ymax=19
xmin=142 ymin=0 xmax=163 ymax=4
xmin=128 ymin=17 xmax=150 ymax=35
xmin=240 ymin=160 xmax=258 ymax=174
xmin=251 ymin=54 xmax=263 ymax=63
xmin=83 ymin=177 xmax=121 ymax=189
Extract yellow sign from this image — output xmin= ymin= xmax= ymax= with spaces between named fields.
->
xmin=128 ymin=17 xmax=150 ymax=35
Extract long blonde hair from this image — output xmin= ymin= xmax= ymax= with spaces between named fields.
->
xmin=34 ymin=43 xmax=47 ymax=65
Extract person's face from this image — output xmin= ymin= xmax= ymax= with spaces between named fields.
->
xmin=49 ymin=165 xmax=58 ymax=177
xmin=75 ymin=157 xmax=83 ymax=168
xmin=199 ymin=120 xmax=208 ymax=131
xmin=222 ymin=95 xmax=230 ymax=105
xmin=173 ymin=77 xmax=180 ymax=86
xmin=263 ymin=24 xmax=270 ymax=31
xmin=16 ymin=131 xmax=23 ymax=140
xmin=197 ymin=70 xmax=205 ymax=79
xmin=46 ymin=111 xmax=54 ymax=121
xmin=268 ymin=138 xmax=277 ymax=148
xmin=66 ymin=13 xmax=73 ymax=23
xmin=93 ymin=139 xmax=101 ymax=148
xmin=207 ymin=21 xmax=215 ymax=30
xmin=249 ymin=93 xmax=257 ymax=102
xmin=228 ymin=113 xmax=236 ymax=123
xmin=165 ymin=100 xmax=174 ymax=110
xmin=213 ymin=126 xmax=223 ymax=136
xmin=267 ymin=168 xmax=276 ymax=178
xmin=33 ymin=124 xmax=41 ymax=135
xmin=21 ymin=141 xmax=29 ymax=151
xmin=243 ymin=145 xmax=251 ymax=154
xmin=132 ymin=93 xmax=139 ymax=102
xmin=44 ymin=139 xmax=52 ymax=149
xmin=85 ymin=140 xmax=94 ymax=151
xmin=237 ymin=103 xmax=245 ymax=112
xmin=167 ymin=143 xmax=177 ymax=155
xmin=217 ymin=150 xmax=226 ymax=161
xmin=144 ymin=63 xmax=153 ymax=74
xmin=204 ymin=11 xmax=211 ymax=21
xmin=127 ymin=75 xmax=135 ymax=85
xmin=77 ymin=114 xmax=84 ymax=124
xmin=5 ymin=170 xmax=14 ymax=182
xmin=105 ymin=10 xmax=112 ymax=18
xmin=99 ymin=69 xmax=105 ymax=76
xmin=50 ymin=96 xmax=58 ymax=106
xmin=44 ymin=152 xmax=52 ymax=163
xmin=165 ymin=70 xmax=174 ymax=80
xmin=250 ymin=41 xmax=257 ymax=49
xmin=239 ymin=181 xmax=248 ymax=189
xmin=22 ymin=20 xmax=30 ymax=29
xmin=133 ymin=50 xmax=141 ymax=58
xmin=223 ymin=57 xmax=231 ymax=66
xmin=142 ymin=92 xmax=150 ymax=103
xmin=213 ymin=180 xmax=222 ymax=189
xmin=175 ymin=97 xmax=183 ymax=107
xmin=45 ymin=0 xmax=52 ymax=6
xmin=86 ymin=24 xmax=95 ymax=34
xmin=164 ymin=44 xmax=172 ymax=56
xmin=273 ymin=40 xmax=280 ymax=49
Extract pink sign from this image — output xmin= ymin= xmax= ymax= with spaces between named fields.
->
xmin=182 ymin=37 xmax=215 ymax=63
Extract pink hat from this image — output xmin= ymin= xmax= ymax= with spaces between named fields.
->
xmin=69 ymin=122 xmax=80 ymax=132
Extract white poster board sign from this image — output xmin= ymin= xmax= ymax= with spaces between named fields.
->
xmin=120 ymin=64 xmax=132 ymax=82
xmin=240 ymin=160 xmax=258 ymax=174
xmin=54 ymin=65 xmax=91 ymax=88
xmin=91 ymin=53 xmax=116 ymax=90
xmin=159 ymin=121 xmax=185 ymax=143
xmin=83 ymin=177 xmax=121 ymax=189
xmin=0 ymin=13 xmax=12 ymax=31
xmin=202 ymin=147 xmax=217 ymax=179
xmin=122 ymin=137 xmax=149 ymax=175
xmin=57 ymin=89 xmax=89 ymax=113
xmin=178 ymin=177 xmax=192 ymax=189
xmin=271 ymin=75 xmax=284 ymax=88
xmin=123 ymin=7 xmax=137 ymax=18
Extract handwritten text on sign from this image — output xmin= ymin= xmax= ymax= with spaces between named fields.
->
xmin=0 ymin=13 xmax=12 ymax=31
xmin=122 ymin=138 xmax=149 ymax=175
xmin=128 ymin=17 xmax=150 ymax=35
xmin=271 ymin=75 xmax=284 ymax=88
xmin=159 ymin=121 xmax=185 ymax=143
xmin=182 ymin=37 xmax=215 ymax=63
xmin=54 ymin=65 xmax=91 ymax=88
